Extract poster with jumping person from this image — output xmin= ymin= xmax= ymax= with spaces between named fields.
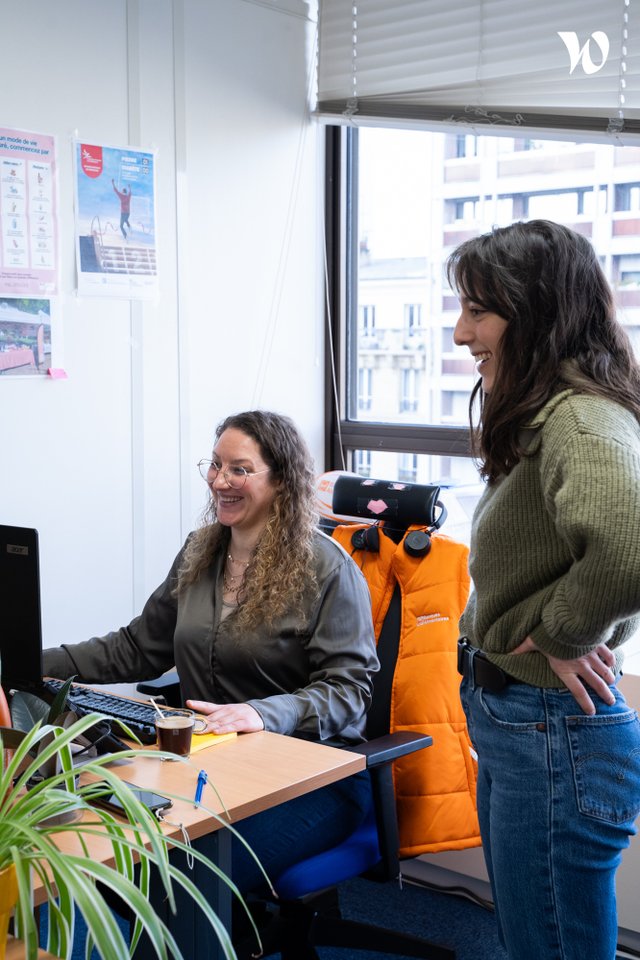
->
xmin=73 ymin=141 xmax=157 ymax=299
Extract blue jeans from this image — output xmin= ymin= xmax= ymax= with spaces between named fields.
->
xmin=461 ymin=663 xmax=640 ymax=960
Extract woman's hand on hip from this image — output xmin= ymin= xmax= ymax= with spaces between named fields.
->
xmin=511 ymin=637 xmax=616 ymax=715
xmin=186 ymin=699 xmax=265 ymax=733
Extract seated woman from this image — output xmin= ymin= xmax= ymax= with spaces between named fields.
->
xmin=43 ymin=409 xmax=378 ymax=895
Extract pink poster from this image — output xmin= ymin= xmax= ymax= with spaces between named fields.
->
xmin=0 ymin=127 xmax=58 ymax=297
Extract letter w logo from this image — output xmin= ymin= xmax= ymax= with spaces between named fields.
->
xmin=557 ymin=31 xmax=610 ymax=75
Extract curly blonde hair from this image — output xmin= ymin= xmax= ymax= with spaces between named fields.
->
xmin=176 ymin=410 xmax=318 ymax=630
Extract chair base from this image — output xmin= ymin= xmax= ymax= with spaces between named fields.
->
xmin=234 ymin=887 xmax=456 ymax=960
xmin=310 ymin=913 xmax=456 ymax=959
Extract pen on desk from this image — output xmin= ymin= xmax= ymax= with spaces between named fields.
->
xmin=194 ymin=769 xmax=207 ymax=807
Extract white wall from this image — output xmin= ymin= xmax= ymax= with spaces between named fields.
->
xmin=0 ymin=0 xmax=323 ymax=649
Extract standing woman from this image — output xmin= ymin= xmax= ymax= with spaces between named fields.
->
xmin=449 ymin=220 xmax=640 ymax=960
xmin=44 ymin=410 xmax=378 ymax=895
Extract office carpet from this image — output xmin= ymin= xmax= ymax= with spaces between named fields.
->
xmin=314 ymin=876 xmax=638 ymax=960
xmin=50 ymin=877 xmax=637 ymax=959
xmin=312 ymin=877 xmax=506 ymax=960
xmin=54 ymin=876 xmax=501 ymax=959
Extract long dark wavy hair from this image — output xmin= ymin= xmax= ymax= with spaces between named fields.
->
xmin=177 ymin=410 xmax=318 ymax=629
xmin=447 ymin=219 xmax=640 ymax=482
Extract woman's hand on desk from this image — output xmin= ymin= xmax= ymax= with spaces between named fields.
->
xmin=186 ymin=699 xmax=265 ymax=734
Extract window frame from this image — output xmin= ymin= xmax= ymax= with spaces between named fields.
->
xmin=323 ymin=125 xmax=471 ymax=472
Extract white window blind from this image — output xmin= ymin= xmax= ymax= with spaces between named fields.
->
xmin=316 ymin=0 xmax=640 ymax=138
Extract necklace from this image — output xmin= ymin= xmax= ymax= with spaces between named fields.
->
xmin=223 ymin=554 xmax=247 ymax=597
xmin=227 ymin=552 xmax=250 ymax=566
xmin=223 ymin=570 xmax=242 ymax=594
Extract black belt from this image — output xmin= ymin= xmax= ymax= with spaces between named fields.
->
xmin=457 ymin=639 xmax=524 ymax=692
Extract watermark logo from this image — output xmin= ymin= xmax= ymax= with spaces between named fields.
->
xmin=557 ymin=31 xmax=610 ymax=75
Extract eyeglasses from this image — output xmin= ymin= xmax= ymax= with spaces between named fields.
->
xmin=197 ymin=459 xmax=270 ymax=489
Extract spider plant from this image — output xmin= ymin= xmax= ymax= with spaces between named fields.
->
xmin=0 ymin=709 xmax=264 ymax=960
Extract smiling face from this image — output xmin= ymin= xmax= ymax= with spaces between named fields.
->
xmin=209 ymin=428 xmax=278 ymax=541
xmin=453 ymin=296 xmax=509 ymax=394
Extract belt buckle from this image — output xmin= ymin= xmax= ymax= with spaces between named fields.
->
xmin=457 ymin=638 xmax=470 ymax=677
xmin=458 ymin=640 xmax=508 ymax=692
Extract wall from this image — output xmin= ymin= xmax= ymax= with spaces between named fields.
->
xmin=0 ymin=0 xmax=322 ymax=650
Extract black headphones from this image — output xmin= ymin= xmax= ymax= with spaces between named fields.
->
xmin=351 ymin=525 xmax=380 ymax=553
xmin=403 ymin=529 xmax=432 ymax=557
xmin=350 ymin=523 xmax=432 ymax=557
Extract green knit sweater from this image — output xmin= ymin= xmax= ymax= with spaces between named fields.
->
xmin=459 ymin=390 xmax=640 ymax=688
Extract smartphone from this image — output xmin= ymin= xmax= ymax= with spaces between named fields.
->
xmin=90 ymin=780 xmax=173 ymax=816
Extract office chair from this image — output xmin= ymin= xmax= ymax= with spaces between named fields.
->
xmin=237 ymin=473 xmax=458 ymax=960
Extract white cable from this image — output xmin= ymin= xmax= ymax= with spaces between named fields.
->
xmin=158 ymin=812 xmax=194 ymax=870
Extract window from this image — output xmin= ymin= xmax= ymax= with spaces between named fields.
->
xmin=446 ymin=198 xmax=480 ymax=223
xmin=359 ymin=304 xmax=376 ymax=335
xmin=357 ymin=367 xmax=373 ymax=411
xmin=525 ymin=188 xmax=604 ymax=221
xmin=404 ymin=303 xmax=422 ymax=334
xmin=441 ymin=390 xmax=471 ymax=422
xmin=455 ymin=135 xmax=477 ymax=159
xmin=325 ymin=125 xmax=640 ymax=547
xmin=615 ymin=255 xmax=640 ymax=287
xmin=397 ymin=453 xmax=418 ymax=483
xmin=400 ymin=368 xmax=418 ymax=413
xmin=615 ymin=183 xmax=640 ymax=212
xmin=355 ymin=449 xmax=372 ymax=478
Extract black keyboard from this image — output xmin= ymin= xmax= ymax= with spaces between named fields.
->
xmin=43 ymin=680 xmax=167 ymax=745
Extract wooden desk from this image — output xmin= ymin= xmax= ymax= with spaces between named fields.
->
xmin=35 ymin=731 xmax=365 ymax=957
xmin=6 ymin=935 xmax=58 ymax=958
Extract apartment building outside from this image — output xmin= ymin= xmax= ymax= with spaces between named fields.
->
xmin=353 ymin=129 xmax=640 ymax=499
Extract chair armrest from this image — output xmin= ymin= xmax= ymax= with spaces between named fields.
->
xmin=349 ymin=730 xmax=433 ymax=768
xmin=351 ymin=731 xmax=433 ymax=881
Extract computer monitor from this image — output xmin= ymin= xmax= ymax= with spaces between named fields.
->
xmin=0 ymin=525 xmax=43 ymax=690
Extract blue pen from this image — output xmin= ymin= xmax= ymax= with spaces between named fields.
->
xmin=194 ymin=769 xmax=208 ymax=807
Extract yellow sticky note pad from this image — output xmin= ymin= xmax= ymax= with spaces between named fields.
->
xmin=190 ymin=730 xmax=237 ymax=753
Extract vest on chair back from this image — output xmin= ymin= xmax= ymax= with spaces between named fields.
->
xmin=332 ymin=523 xmax=481 ymax=856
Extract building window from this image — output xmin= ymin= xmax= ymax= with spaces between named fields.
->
xmin=398 ymin=453 xmax=418 ymax=483
xmin=455 ymin=134 xmax=477 ymax=158
xmin=400 ymin=368 xmax=418 ymax=413
xmin=615 ymin=183 xmax=640 ymax=212
xmin=404 ymin=303 xmax=422 ymax=334
xmin=447 ymin=197 xmax=480 ymax=223
xmin=441 ymin=391 xmax=470 ymax=422
xmin=526 ymin=190 xmax=593 ymax=220
xmin=359 ymin=304 xmax=376 ymax=335
xmin=358 ymin=367 xmax=373 ymax=411
xmin=614 ymin=254 xmax=640 ymax=287
xmin=355 ymin=449 xmax=371 ymax=478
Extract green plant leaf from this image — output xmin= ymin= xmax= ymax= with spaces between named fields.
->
xmin=45 ymin=676 xmax=77 ymax=724
xmin=9 ymin=690 xmax=51 ymax=732
xmin=0 ymin=712 xmax=251 ymax=959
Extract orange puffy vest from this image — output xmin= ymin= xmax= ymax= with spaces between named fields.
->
xmin=332 ymin=523 xmax=481 ymax=856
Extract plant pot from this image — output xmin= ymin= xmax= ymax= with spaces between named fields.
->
xmin=0 ymin=864 xmax=18 ymax=960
